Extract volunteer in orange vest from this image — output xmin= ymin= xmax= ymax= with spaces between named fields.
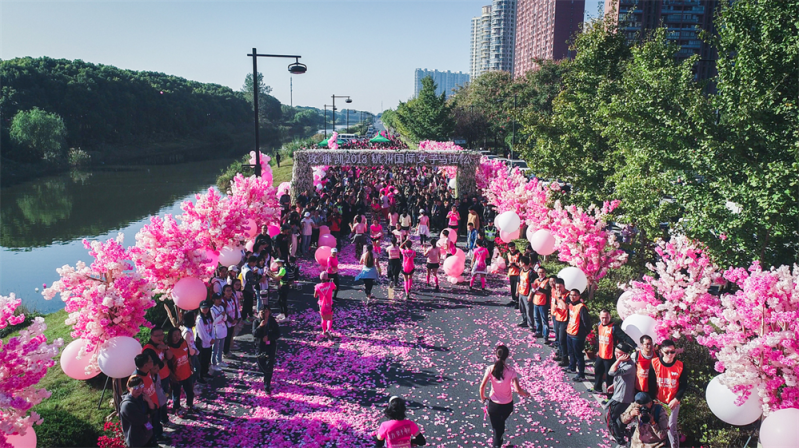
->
xmin=505 ymin=243 xmax=522 ymax=308
xmin=530 ymin=268 xmax=551 ymax=340
xmin=647 ymin=339 xmax=687 ymax=448
xmin=551 ymin=278 xmax=570 ymax=365
xmin=143 ymin=327 xmax=173 ymax=427
xmin=632 ymin=335 xmax=655 ymax=394
xmin=564 ymin=288 xmax=592 ymax=382
xmin=166 ymin=327 xmax=195 ymax=415
xmin=135 ymin=353 xmax=166 ymax=444
xmin=516 ymin=256 xmax=534 ymax=328
xmin=591 ymin=309 xmax=636 ymax=395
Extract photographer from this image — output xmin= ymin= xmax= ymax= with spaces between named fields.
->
xmin=621 ymin=392 xmax=670 ymax=448
xmin=252 ymin=307 xmax=281 ymax=394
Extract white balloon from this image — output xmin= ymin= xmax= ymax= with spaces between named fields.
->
xmin=529 ymin=229 xmax=556 ymax=256
xmin=525 ymin=225 xmax=537 ymax=244
xmin=617 ymin=290 xmax=637 ymax=320
xmin=621 ymin=314 xmax=657 ymax=347
xmin=705 ymin=375 xmax=762 ymax=426
xmin=98 ymin=336 xmax=142 ymax=378
xmin=447 ymin=178 xmax=457 ymax=189
xmin=218 ymin=246 xmax=242 ymax=266
xmin=496 ymin=211 xmax=521 ymax=234
xmin=558 ymin=266 xmax=588 ymax=293
xmin=760 ymin=408 xmax=799 ymax=448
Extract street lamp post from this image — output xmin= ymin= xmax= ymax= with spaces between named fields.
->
xmin=247 ymin=48 xmax=306 ymax=177
xmin=331 ymin=95 xmax=352 ymax=135
xmin=323 ymin=105 xmax=336 ymax=137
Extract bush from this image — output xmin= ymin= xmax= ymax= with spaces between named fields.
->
xmin=9 ymin=107 xmax=67 ymax=162
xmin=216 ymin=154 xmax=253 ymax=191
xmin=36 ymin=407 xmax=101 ymax=448
xmin=67 ymin=148 xmax=91 ymax=166
xmin=0 ymin=303 xmax=45 ymax=338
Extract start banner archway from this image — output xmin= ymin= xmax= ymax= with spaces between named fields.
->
xmin=291 ymin=149 xmax=481 ymax=200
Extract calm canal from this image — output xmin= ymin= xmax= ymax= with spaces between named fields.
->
xmin=0 ymin=159 xmax=233 ymax=313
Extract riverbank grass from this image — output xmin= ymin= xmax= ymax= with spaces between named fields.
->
xmin=216 ymin=155 xmax=293 ymax=191
xmin=3 ymin=310 xmax=110 ymax=447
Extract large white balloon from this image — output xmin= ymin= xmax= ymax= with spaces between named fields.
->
xmin=621 ymin=314 xmax=657 ymax=347
xmin=495 ymin=211 xmax=521 ymax=234
xmin=617 ymin=290 xmax=638 ymax=320
xmin=558 ymin=267 xmax=588 ymax=293
xmin=98 ymin=336 xmax=142 ymax=378
xmin=760 ymin=408 xmax=799 ymax=448
xmin=529 ymin=229 xmax=556 ymax=256
xmin=60 ymin=338 xmax=101 ymax=380
xmin=705 ymin=375 xmax=762 ymax=426
xmin=447 ymin=178 xmax=457 ymax=189
xmin=525 ymin=225 xmax=537 ymax=243
xmin=218 ymin=246 xmax=242 ymax=266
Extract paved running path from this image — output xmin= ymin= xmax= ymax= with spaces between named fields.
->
xmin=163 ymin=239 xmax=612 ymax=448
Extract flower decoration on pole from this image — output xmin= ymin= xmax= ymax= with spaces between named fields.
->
xmin=1 ymin=294 xmax=63 ymax=446
xmin=698 ymin=261 xmax=799 ymax=414
xmin=42 ymin=234 xmax=154 ymax=364
xmin=228 ymin=173 xmax=281 ymax=229
xmin=248 ymin=151 xmax=273 ymax=186
xmin=475 ymin=156 xmax=505 ymax=191
xmin=328 ymin=132 xmax=339 ymax=150
xmin=484 ymin=167 xmax=551 ymax=230
xmin=179 ymin=187 xmax=251 ymax=251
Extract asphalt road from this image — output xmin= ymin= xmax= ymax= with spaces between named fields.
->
xmin=163 ymin=237 xmax=612 ymax=448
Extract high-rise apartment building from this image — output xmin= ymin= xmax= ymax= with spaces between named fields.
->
xmin=490 ymin=0 xmax=518 ymax=73
xmin=470 ymin=5 xmax=493 ymax=79
xmin=604 ymin=0 xmax=718 ymax=81
xmin=513 ymin=0 xmax=585 ymax=77
xmin=414 ymin=69 xmax=470 ymax=99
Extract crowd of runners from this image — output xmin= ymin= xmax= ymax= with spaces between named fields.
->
xmin=118 ymin=162 xmax=688 ymax=448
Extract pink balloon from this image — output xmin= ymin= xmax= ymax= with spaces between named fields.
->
xmin=60 ymin=338 xmax=100 ymax=380
xmin=6 ymin=426 xmax=36 ymax=448
xmin=319 ymin=233 xmax=337 ymax=248
xmin=245 ymin=240 xmax=255 ymax=252
xmin=452 ymin=248 xmax=465 ymax=260
xmin=529 ymin=229 xmax=556 ymax=255
xmin=246 ymin=218 xmax=259 ymax=239
xmin=172 ymin=277 xmax=207 ymax=310
xmin=315 ymin=246 xmax=333 ymax=266
xmin=439 ymin=229 xmax=457 ymax=243
xmin=500 ymin=228 xmax=520 ymax=242
xmin=442 ymin=254 xmax=465 ymax=276
xmin=760 ymin=408 xmax=799 ymax=448
xmin=267 ymin=224 xmax=280 ymax=238
xmin=319 ymin=225 xmax=330 ymax=236
xmin=202 ymin=248 xmax=219 ymax=270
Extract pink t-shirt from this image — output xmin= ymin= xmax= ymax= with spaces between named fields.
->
xmin=315 ymin=282 xmax=335 ymax=315
xmin=370 ymin=224 xmax=383 ymax=239
xmin=377 ymin=419 xmax=420 ymax=448
xmin=326 ymin=256 xmax=339 ymax=274
xmin=447 ymin=211 xmax=460 ymax=226
xmin=401 ymin=249 xmax=415 ymax=272
xmin=485 ymin=364 xmax=517 ymax=404
xmin=473 ymin=247 xmax=489 ymax=270
xmin=418 ymin=215 xmax=429 ymax=226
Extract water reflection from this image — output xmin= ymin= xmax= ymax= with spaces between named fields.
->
xmin=0 ymin=159 xmax=232 ymax=312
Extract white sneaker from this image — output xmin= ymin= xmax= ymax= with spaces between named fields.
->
xmin=217 ymin=361 xmax=229 ymax=367
xmin=275 ymin=314 xmax=286 ymax=322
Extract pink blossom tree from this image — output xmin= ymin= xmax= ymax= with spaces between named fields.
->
xmin=484 ymin=167 xmax=551 ymax=230
xmin=623 ymin=235 xmax=722 ymax=342
xmin=179 ymin=187 xmax=251 ymax=251
xmin=0 ymin=294 xmax=63 ymax=446
xmin=228 ymin=173 xmax=281 ymax=229
xmin=697 ymin=262 xmax=799 ymax=413
xmin=248 ymin=151 xmax=273 ymax=187
xmin=42 ymin=234 xmax=154 ymax=361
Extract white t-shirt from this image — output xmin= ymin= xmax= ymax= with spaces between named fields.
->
xmin=301 ymin=218 xmax=314 ymax=236
xmin=485 ymin=364 xmax=517 ymax=404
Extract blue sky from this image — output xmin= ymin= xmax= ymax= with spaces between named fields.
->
xmin=2 ymin=0 xmax=602 ymax=113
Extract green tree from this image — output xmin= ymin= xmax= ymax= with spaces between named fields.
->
xmin=10 ymin=107 xmax=67 ymax=162
xmin=394 ymin=76 xmax=454 ymax=142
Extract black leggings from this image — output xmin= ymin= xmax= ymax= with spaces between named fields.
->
xmin=488 ymin=400 xmax=514 ymax=447
xmin=388 ymin=259 xmax=401 ymax=284
xmin=199 ymin=345 xmax=212 ymax=381
xmin=364 ymin=279 xmax=374 ymax=296
xmin=257 ymin=347 xmax=277 ymax=390
xmin=328 ymin=274 xmax=340 ymax=299
xmin=278 ymin=285 xmax=290 ymax=315
xmin=224 ymin=325 xmax=235 ymax=354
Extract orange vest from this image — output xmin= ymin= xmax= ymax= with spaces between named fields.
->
xmin=552 ymin=291 xmax=569 ymax=322
xmin=518 ymin=269 xmax=533 ymax=296
xmin=143 ymin=343 xmax=170 ymax=380
xmin=652 ymin=358 xmax=683 ymax=403
xmin=507 ymin=253 xmax=521 ymax=277
xmin=532 ymin=278 xmax=548 ymax=306
xmin=598 ymin=323 xmax=614 ymax=360
xmin=137 ymin=371 xmax=159 ymax=407
xmin=566 ymin=302 xmax=585 ymax=336
xmin=635 ymin=352 xmax=652 ymax=393
xmin=169 ymin=341 xmax=193 ymax=382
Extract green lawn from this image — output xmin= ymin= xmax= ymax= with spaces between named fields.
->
xmin=3 ymin=310 xmax=111 ymax=447
xmin=271 ymin=156 xmax=293 ymax=185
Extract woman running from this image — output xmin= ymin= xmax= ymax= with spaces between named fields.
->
xmin=417 ymin=209 xmax=431 ymax=245
xmin=387 ymin=237 xmax=402 ymax=288
xmin=479 ymin=345 xmax=530 ymax=448
xmin=400 ymin=240 xmax=416 ymax=299
xmin=375 ymin=396 xmax=427 ymax=448
xmin=356 ymin=245 xmax=382 ymax=301
xmin=370 ymin=219 xmax=384 ymax=255
xmin=470 ymin=239 xmax=489 ymax=291
xmin=314 ymin=272 xmax=336 ymax=338
xmin=423 ymin=239 xmax=441 ymax=292
xmin=399 ymin=210 xmax=413 ymax=241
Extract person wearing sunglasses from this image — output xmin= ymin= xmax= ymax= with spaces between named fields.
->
xmin=648 ymin=339 xmax=687 ymax=448
xmin=120 ymin=375 xmax=156 ymax=447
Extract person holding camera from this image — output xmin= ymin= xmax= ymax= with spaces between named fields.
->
xmin=605 ymin=343 xmax=636 ymax=448
xmin=252 ymin=307 xmax=281 ymax=394
xmin=621 ymin=392 xmax=670 ymax=448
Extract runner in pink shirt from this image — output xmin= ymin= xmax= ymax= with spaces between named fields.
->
xmin=314 ymin=272 xmax=336 ymax=338
xmin=375 ymin=396 xmax=425 ymax=448
xmin=470 ymin=240 xmax=490 ymax=291
xmin=400 ymin=241 xmax=416 ymax=299
xmin=446 ymin=206 xmax=460 ymax=232
xmin=423 ymin=241 xmax=441 ymax=292
xmin=370 ymin=221 xmax=384 ymax=255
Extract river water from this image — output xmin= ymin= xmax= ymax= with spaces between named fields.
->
xmin=0 ymin=159 xmax=233 ymax=313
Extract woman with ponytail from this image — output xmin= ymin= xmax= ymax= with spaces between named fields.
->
xmin=478 ymin=345 xmax=530 ymax=448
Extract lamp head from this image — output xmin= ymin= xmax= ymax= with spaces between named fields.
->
xmin=345 ymin=98 xmax=352 ymax=104
xmin=288 ymin=58 xmax=307 ymax=74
